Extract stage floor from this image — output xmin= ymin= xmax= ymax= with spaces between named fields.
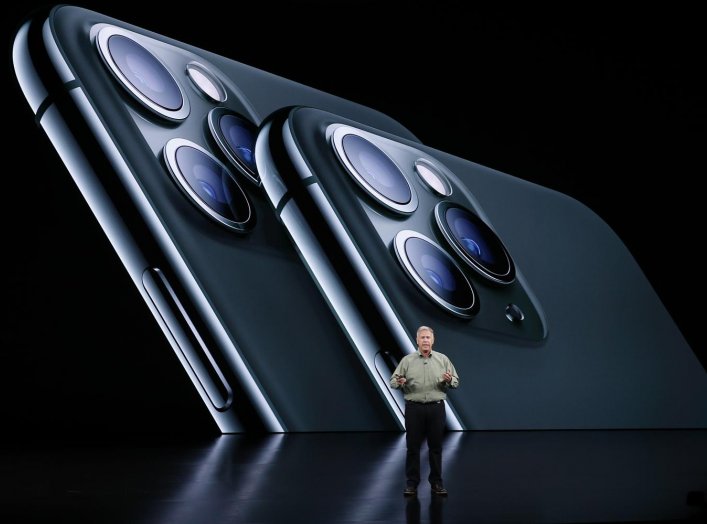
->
xmin=2 ymin=430 xmax=706 ymax=523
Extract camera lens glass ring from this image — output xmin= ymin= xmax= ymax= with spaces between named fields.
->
xmin=186 ymin=62 xmax=227 ymax=103
xmin=434 ymin=202 xmax=515 ymax=284
xmin=163 ymin=139 xmax=254 ymax=232
xmin=331 ymin=128 xmax=418 ymax=214
xmin=207 ymin=108 xmax=259 ymax=186
xmin=96 ymin=27 xmax=189 ymax=121
xmin=414 ymin=159 xmax=452 ymax=197
xmin=393 ymin=230 xmax=478 ymax=318
xmin=342 ymin=134 xmax=411 ymax=205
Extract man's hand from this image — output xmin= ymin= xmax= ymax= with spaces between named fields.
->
xmin=442 ymin=371 xmax=452 ymax=383
xmin=396 ymin=375 xmax=407 ymax=385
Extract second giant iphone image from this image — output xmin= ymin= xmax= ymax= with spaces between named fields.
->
xmin=258 ymin=107 xmax=707 ymax=430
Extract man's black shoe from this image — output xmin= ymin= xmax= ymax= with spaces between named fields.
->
xmin=431 ymin=484 xmax=448 ymax=496
xmin=403 ymin=485 xmax=417 ymax=496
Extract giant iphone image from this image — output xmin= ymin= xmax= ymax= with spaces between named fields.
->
xmin=12 ymin=6 xmax=418 ymax=432
xmin=258 ymin=107 xmax=707 ymax=429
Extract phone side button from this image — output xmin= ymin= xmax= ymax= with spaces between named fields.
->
xmin=142 ymin=268 xmax=233 ymax=411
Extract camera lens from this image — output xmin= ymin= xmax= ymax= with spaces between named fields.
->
xmin=342 ymin=134 xmax=411 ymax=204
xmin=163 ymin=139 xmax=254 ymax=233
xmin=107 ymin=35 xmax=182 ymax=109
xmin=435 ymin=202 xmax=515 ymax=284
xmin=97 ymin=28 xmax=189 ymax=121
xmin=332 ymin=128 xmax=417 ymax=214
xmin=208 ymin=109 xmax=259 ymax=185
xmin=394 ymin=230 xmax=478 ymax=318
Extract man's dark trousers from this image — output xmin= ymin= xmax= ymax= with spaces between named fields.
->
xmin=405 ymin=400 xmax=446 ymax=486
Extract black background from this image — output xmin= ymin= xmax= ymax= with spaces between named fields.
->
xmin=3 ymin=3 xmax=704 ymax=438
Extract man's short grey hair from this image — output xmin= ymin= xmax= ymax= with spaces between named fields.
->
xmin=417 ymin=326 xmax=434 ymax=336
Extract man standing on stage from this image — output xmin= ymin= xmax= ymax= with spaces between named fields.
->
xmin=390 ymin=326 xmax=459 ymax=496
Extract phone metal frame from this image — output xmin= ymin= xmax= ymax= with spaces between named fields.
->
xmin=14 ymin=19 xmax=284 ymax=432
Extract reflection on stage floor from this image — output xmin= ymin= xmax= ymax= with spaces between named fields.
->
xmin=2 ymin=430 xmax=706 ymax=523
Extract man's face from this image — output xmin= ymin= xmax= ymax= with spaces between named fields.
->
xmin=417 ymin=330 xmax=434 ymax=355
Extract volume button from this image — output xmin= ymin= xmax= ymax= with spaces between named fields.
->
xmin=142 ymin=268 xmax=233 ymax=411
